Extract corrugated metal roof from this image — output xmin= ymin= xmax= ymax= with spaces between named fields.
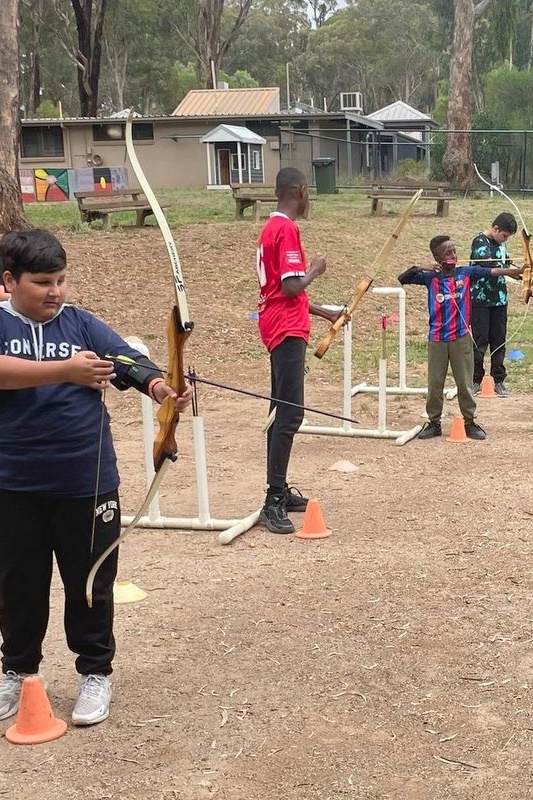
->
xmin=172 ymin=88 xmax=280 ymax=117
xmin=367 ymin=101 xmax=431 ymax=122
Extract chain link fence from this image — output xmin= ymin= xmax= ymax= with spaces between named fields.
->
xmin=279 ymin=126 xmax=533 ymax=191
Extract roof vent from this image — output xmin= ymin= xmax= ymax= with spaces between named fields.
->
xmin=217 ymin=81 xmax=229 ymax=90
xmin=340 ymin=91 xmax=364 ymax=114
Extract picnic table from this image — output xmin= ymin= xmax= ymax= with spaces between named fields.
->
xmin=74 ymin=188 xmax=170 ymax=229
xmin=231 ymin=183 xmax=278 ymax=221
xmin=369 ymin=181 xmax=453 ymax=217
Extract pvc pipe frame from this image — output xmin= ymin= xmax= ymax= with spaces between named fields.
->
xmin=298 ymin=289 xmax=424 ymax=445
xmin=121 ymin=337 xmax=258 ymax=544
xmin=350 ymin=287 xmax=457 ymax=400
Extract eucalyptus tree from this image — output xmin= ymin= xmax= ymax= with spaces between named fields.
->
xmin=0 ymin=0 xmax=29 ymax=230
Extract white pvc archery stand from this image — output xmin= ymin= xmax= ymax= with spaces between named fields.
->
xmin=351 ymin=287 xmax=457 ymax=401
xmin=120 ymin=338 xmax=260 ymax=544
xmin=297 ymin=289 xmax=424 ymax=445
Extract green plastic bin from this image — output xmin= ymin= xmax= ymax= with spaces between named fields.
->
xmin=312 ymin=158 xmax=338 ymax=194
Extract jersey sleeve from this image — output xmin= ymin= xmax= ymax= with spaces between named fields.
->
xmin=398 ymin=267 xmax=432 ymax=286
xmin=279 ymin=224 xmax=306 ymax=280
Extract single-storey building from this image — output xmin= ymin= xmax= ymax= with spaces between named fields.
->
xmin=18 ymin=88 xmax=437 ymax=200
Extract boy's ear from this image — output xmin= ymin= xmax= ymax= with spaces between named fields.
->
xmin=2 ymin=270 xmax=15 ymax=291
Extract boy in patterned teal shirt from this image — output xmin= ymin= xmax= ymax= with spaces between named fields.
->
xmin=470 ymin=212 xmax=517 ymax=396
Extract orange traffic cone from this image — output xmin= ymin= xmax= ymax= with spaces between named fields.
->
xmin=5 ymin=676 xmax=67 ymax=745
xmin=295 ymin=499 xmax=332 ymax=540
xmin=446 ymin=416 xmax=470 ymax=443
xmin=479 ymin=376 xmax=497 ymax=398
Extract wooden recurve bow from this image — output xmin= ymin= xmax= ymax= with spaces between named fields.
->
xmin=86 ymin=113 xmax=193 ymax=607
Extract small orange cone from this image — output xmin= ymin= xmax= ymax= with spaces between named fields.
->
xmin=295 ymin=499 xmax=332 ymax=540
xmin=479 ymin=376 xmax=497 ymax=398
xmin=446 ymin=416 xmax=470 ymax=443
xmin=5 ymin=676 xmax=67 ymax=745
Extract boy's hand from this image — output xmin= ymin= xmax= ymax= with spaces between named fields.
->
xmin=152 ymin=381 xmax=193 ymax=411
xmin=309 ymin=253 xmax=327 ymax=277
xmin=68 ymin=351 xmax=116 ymax=389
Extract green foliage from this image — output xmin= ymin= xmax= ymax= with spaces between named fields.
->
xmin=299 ymin=0 xmax=440 ymax=113
xmin=394 ymin=159 xmax=429 ymax=180
xmin=218 ymin=69 xmax=259 ymax=89
xmin=35 ymin=100 xmax=60 ymax=118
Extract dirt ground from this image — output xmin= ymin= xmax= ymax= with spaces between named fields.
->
xmin=2 ymin=220 xmax=533 ymax=800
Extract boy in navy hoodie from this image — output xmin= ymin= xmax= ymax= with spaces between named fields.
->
xmin=0 ymin=229 xmax=191 ymax=726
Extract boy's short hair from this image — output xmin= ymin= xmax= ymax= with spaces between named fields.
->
xmin=429 ymin=234 xmax=450 ymax=257
xmin=492 ymin=212 xmax=517 ymax=234
xmin=276 ymin=167 xmax=307 ymax=199
xmin=0 ymin=229 xmax=66 ymax=280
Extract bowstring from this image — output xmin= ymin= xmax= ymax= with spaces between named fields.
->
xmin=89 ymin=385 xmax=108 ymax=553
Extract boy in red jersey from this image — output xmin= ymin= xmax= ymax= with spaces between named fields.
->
xmin=256 ymin=167 xmax=333 ymax=533
xmin=398 ymin=235 xmax=522 ymax=441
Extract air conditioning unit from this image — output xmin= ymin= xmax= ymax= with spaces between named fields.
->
xmin=340 ymin=91 xmax=364 ymax=114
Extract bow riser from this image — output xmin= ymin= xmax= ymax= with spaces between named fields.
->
xmin=153 ymin=307 xmax=192 ymax=470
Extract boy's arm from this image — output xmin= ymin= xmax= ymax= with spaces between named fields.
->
xmin=398 ymin=266 xmax=435 ymax=285
xmin=309 ymin=303 xmax=344 ymax=324
xmin=0 ymin=352 xmax=115 ymax=390
xmin=489 ymin=264 xmax=524 ymax=278
xmin=282 ymin=254 xmax=327 ymax=297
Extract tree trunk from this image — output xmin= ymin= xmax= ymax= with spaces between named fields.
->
xmin=0 ymin=0 xmax=30 ymax=231
xmin=442 ymin=0 xmax=495 ymax=188
xmin=31 ymin=12 xmax=42 ymax=115
xmin=442 ymin=0 xmax=475 ymax=188
xmin=197 ymin=0 xmax=253 ymax=88
xmin=71 ymin=0 xmax=108 ymax=116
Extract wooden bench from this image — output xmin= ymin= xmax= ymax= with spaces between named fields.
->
xmin=231 ymin=183 xmax=278 ymax=222
xmin=74 ymin=188 xmax=170 ymax=229
xmin=368 ymin=181 xmax=453 ymax=217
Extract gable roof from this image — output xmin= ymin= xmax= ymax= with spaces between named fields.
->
xmin=172 ymin=88 xmax=280 ymax=117
xmin=366 ymin=101 xmax=432 ymax=122
xmin=200 ymin=124 xmax=266 ymax=144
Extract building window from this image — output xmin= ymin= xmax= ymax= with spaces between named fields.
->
xmin=21 ymin=126 xmax=64 ymax=158
xmin=231 ymin=152 xmax=246 ymax=171
xmin=92 ymin=122 xmax=154 ymax=141
xmin=251 ymin=150 xmax=260 ymax=170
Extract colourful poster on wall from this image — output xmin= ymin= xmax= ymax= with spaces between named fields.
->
xmin=111 ymin=167 xmax=128 ymax=190
xmin=34 ymin=168 xmax=70 ymax=202
xmin=92 ymin=167 xmax=112 ymax=192
xmin=20 ymin=170 xmax=36 ymax=203
xmin=21 ymin=167 xmax=129 ymax=202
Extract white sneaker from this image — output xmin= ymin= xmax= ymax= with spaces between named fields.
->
xmin=72 ymin=674 xmax=112 ymax=726
xmin=0 ymin=670 xmax=40 ymax=721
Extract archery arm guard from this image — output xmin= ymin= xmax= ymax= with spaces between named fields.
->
xmin=113 ymin=355 xmax=165 ymax=399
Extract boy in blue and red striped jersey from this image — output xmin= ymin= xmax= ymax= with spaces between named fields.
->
xmin=398 ymin=234 xmax=523 ymax=441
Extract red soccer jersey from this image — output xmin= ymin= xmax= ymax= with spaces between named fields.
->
xmin=256 ymin=212 xmax=310 ymax=353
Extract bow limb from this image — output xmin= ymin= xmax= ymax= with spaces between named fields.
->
xmin=85 ymin=114 xmax=193 ymax=607
xmin=85 ymin=461 xmax=171 ymax=607
xmin=473 ymin=164 xmax=532 ymax=303
xmin=308 ymin=188 xmax=423 ymax=371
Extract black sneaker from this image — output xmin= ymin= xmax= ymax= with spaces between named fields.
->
xmin=464 ymin=421 xmax=486 ymax=440
xmin=259 ymin=495 xmax=295 ymax=534
xmin=418 ymin=421 xmax=442 ymax=440
xmin=472 ymin=382 xmax=481 ymax=396
xmin=284 ymin=485 xmax=308 ymax=511
xmin=494 ymin=382 xmax=509 ymax=397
